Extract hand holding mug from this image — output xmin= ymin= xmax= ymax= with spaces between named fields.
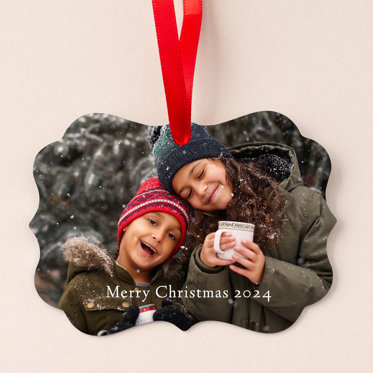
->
xmin=200 ymin=232 xmax=236 ymax=268
xmin=230 ymin=240 xmax=265 ymax=284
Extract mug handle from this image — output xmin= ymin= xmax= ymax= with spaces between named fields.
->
xmin=214 ymin=229 xmax=229 ymax=256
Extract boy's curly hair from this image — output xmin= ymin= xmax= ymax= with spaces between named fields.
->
xmin=186 ymin=156 xmax=287 ymax=254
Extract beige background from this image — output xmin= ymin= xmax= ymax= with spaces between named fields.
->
xmin=1 ymin=0 xmax=372 ymax=372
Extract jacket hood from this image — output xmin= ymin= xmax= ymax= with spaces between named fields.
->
xmin=63 ymin=236 xmax=115 ymax=284
xmin=62 ymin=236 xmax=165 ymax=285
xmin=228 ymin=142 xmax=304 ymax=192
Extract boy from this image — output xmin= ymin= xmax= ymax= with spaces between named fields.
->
xmin=58 ymin=177 xmax=190 ymax=335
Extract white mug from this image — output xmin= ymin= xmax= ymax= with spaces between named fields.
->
xmin=135 ymin=304 xmax=157 ymax=325
xmin=214 ymin=221 xmax=255 ymax=260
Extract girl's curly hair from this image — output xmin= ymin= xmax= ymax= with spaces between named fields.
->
xmin=186 ymin=156 xmax=287 ymax=254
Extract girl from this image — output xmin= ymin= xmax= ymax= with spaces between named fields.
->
xmin=149 ymin=124 xmax=336 ymax=333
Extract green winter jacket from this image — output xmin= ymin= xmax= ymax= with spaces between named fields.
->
xmin=182 ymin=142 xmax=336 ymax=333
xmin=58 ymin=237 xmax=185 ymax=335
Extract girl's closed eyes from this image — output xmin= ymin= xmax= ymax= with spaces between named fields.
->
xmin=172 ymin=158 xmax=233 ymax=212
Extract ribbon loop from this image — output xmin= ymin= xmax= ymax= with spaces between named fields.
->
xmin=152 ymin=0 xmax=202 ymax=145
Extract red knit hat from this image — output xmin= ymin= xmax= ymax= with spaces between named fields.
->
xmin=117 ymin=177 xmax=189 ymax=259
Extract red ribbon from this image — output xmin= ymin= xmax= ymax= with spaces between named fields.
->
xmin=152 ymin=0 xmax=202 ymax=145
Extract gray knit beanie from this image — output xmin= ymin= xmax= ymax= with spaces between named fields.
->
xmin=148 ymin=124 xmax=231 ymax=192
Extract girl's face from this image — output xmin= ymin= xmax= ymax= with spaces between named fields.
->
xmin=172 ymin=158 xmax=233 ymax=211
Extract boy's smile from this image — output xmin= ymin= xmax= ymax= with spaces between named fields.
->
xmin=172 ymin=158 xmax=233 ymax=211
xmin=117 ymin=212 xmax=181 ymax=282
xmin=140 ymin=241 xmax=158 ymax=257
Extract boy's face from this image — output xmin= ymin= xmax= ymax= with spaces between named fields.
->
xmin=118 ymin=212 xmax=181 ymax=276
xmin=172 ymin=158 xmax=233 ymax=211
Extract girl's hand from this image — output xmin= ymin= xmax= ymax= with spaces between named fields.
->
xmin=230 ymin=240 xmax=265 ymax=284
xmin=200 ymin=232 xmax=236 ymax=268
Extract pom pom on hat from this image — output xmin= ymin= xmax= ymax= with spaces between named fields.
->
xmin=147 ymin=126 xmax=162 ymax=150
xmin=148 ymin=124 xmax=231 ymax=192
xmin=117 ymin=177 xmax=189 ymax=260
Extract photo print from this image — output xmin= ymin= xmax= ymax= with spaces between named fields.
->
xmin=31 ymin=111 xmax=336 ymax=335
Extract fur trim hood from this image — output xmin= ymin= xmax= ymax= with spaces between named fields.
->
xmin=63 ymin=236 xmax=115 ymax=283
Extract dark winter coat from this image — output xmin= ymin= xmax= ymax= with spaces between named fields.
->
xmin=182 ymin=142 xmax=336 ymax=333
xmin=58 ymin=237 xmax=185 ymax=335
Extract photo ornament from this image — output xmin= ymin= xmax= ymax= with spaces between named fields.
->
xmin=31 ymin=111 xmax=336 ymax=335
